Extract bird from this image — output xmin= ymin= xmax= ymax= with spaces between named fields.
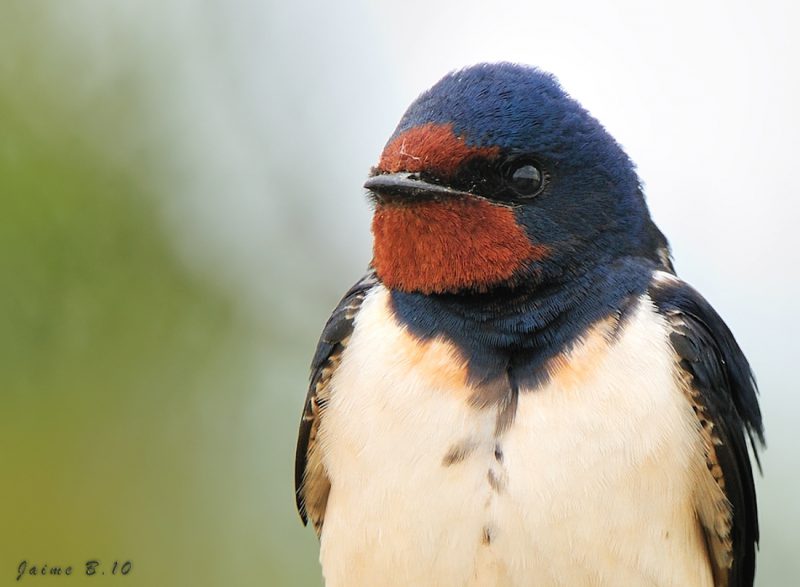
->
xmin=294 ymin=63 xmax=764 ymax=587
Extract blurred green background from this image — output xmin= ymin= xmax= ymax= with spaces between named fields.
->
xmin=1 ymin=1 xmax=797 ymax=586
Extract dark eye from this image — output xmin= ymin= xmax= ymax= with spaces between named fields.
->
xmin=507 ymin=162 xmax=543 ymax=197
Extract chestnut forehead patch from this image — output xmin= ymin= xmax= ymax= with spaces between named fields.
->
xmin=378 ymin=123 xmax=500 ymax=177
xmin=372 ymin=197 xmax=549 ymax=294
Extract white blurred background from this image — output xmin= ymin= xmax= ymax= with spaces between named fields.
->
xmin=1 ymin=1 xmax=797 ymax=585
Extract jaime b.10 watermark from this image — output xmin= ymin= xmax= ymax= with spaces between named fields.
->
xmin=16 ymin=560 xmax=133 ymax=581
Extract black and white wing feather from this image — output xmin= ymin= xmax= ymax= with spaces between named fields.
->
xmin=650 ymin=274 xmax=764 ymax=587
xmin=294 ymin=271 xmax=378 ymax=535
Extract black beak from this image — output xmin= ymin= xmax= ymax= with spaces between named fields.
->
xmin=364 ymin=172 xmax=471 ymax=202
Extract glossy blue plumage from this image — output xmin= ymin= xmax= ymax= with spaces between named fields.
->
xmin=386 ymin=63 xmax=670 ymax=385
xmin=391 ymin=257 xmax=653 ymax=389
xmin=390 ymin=63 xmax=639 ymax=197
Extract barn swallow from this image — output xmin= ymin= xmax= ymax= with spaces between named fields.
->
xmin=295 ymin=63 xmax=764 ymax=587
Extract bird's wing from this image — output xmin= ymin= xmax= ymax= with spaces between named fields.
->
xmin=649 ymin=273 xmax=764 ymax=587
xmin=295 ymin=270 xmax=378 ymax=535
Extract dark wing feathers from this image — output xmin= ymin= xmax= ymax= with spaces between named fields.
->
xmin=650 ymin=275 xmax=764 ymax=587
xmin=295 ymin=271 xmax=378 ymax=532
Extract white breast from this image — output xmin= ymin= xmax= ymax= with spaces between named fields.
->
xmin=317 ymin=287 xmax=712 ymax=587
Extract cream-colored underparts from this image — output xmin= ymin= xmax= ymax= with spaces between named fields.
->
xmin=317 ymin=286 xmax=716 ymax=587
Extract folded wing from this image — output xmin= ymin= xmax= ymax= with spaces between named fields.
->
xmin=650 ymin=273 xmax=764 ymax=587
xmin=295 ymin=271 xmax=378 ymax=534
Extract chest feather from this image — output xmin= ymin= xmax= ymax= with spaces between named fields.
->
xmin=317 ymin=287 xmax=712 ymax=587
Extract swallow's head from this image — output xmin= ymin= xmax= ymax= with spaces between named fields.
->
xmin=366 ymin=63 xmax=668 ymax=295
